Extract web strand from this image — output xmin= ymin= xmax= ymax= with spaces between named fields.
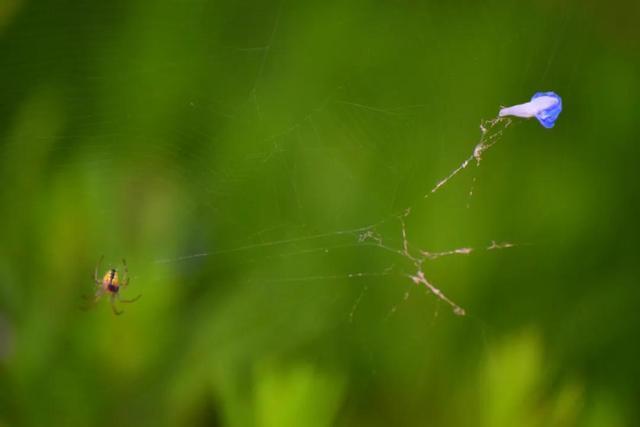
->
xmin=426 ymin=117 xmax=512 ymax=198
xmin=155 ymin=114 xmax=518 ymax=317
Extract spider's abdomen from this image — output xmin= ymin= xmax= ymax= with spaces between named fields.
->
xmin=102 ymin=269 xmax=120 ymax=293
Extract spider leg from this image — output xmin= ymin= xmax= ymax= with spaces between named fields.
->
xmin=94 ymin=255 xmax=104 ymax=286
xmin=118 ymin=293 xmax=141 ymax=304
xmin=121 ymin=258 xmax=130 ymax=287
xmin=81 ymin=289 xmax=104 ymax=311
xmin=110 ymin=293 xmax=123 ymax=315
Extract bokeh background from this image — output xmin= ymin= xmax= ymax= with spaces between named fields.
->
xmin=1 ymin=0 xmax=639 ymax=426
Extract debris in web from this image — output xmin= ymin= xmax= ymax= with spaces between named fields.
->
xmin=426 ymin=116 xmax=512 ymax=198
xmin=395 ymin=210 xmax=468 ymax=316
xmin=155 ymin=101 xmax=551 ymax=318
xmin=427 ymin=91 xmax=563 ymax=200
xmin=410 ymin=271 xmax=466 ymax=316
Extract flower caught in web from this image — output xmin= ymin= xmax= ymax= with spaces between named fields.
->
xmin=157 ymin=91 xmax=564 ymax=319
xmin=499 ymin=91 xmax=562 ymax=128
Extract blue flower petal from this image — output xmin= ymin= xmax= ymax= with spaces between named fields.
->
xmin=531 ymin=91 xmax=562 ymax=128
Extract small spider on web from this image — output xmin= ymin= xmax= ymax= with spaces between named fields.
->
xmin=83 ymin=256 xmax=142 ymax=315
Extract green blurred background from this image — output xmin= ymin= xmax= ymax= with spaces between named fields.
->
xmin=1 ymin=0 xmax=639 ymax=425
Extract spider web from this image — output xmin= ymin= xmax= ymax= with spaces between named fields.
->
xmin=8 ymin=1 xmax=640 ymax=426
xmin=153 ymin=116 xmax=516 ymax=318
xmin=5 ymin=1 xmax=617 ymax=426
xmin=0 ymin=0 xmax=548 ymax=324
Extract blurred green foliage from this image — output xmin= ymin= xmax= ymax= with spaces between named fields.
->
xmin=1 ymin=0 xmax=639 ymax=426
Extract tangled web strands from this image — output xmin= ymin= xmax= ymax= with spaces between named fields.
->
xmin=158 ymin=116 xmax=516 ymax=317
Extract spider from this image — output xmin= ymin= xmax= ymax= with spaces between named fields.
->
xmin=86 ymin=256 xmax=141 ymax=315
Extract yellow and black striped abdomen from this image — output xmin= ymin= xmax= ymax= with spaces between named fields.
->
xmin=102 ymin=269 xmax=120 ymax=292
